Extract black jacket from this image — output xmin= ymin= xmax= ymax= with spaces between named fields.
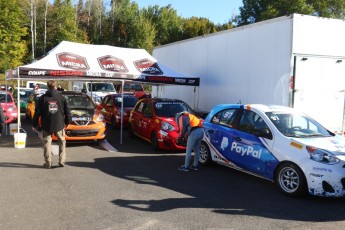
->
xmin=33 ymin=89 xmax=71 ymax=133
xmin=0 ymin=104 xmax=4 ymax=134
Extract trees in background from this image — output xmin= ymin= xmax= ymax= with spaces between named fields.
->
xmin=0 ymin=0 xmax=344 ymax=72
xmin=237 ymin=0 xmax=345 ymax=25
xmin=0 ymin=0 xmax=28 ymax=72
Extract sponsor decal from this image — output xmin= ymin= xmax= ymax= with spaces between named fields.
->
xmin=231 ymin=142 xmax=262 ymax=159
xmin=134 ymin=59 xmax=163 ymax=75
xmin=72 ymin=117 xmax=91 ymax=121
xmin=50 ymin=70 xmax=84 ymax=76
xmin=28 ymin=71 xmax=46 ymax=76
xmin=48 ymin=101 xmax=58 ymax=114
xmin=312 ymin=167 xmax=332 ymax=173
xmin=309 ymin=173 xmax=324 ymax=178
xmin=136 ymin=75 xmax=146 ymax=80
xmin=57 ymin=52 xmax=89 ymax=70
xmin=159 ymin=130 xmax=168 ymax=137
xmin=175 ymin=78 xmax=186 ymax=84
xmin=290 ymin=141 xmax=303 ymax=149
xmin=86 ymin=71 xmax=102 ymax=76
xmin=97 ymin=55 xmax=128 ymax=72
xmin=146 ymin=76 xmax=174 ymax=83
xmin=221 ymin=137 xmax=228 ymax=150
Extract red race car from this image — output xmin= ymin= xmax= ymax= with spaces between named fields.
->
xmin=0 ymin=90 xmax=18 ymax=124
xmin=99 ymin=93 xmax=138 ymax=129
xmin=129 ymin=97 xmax=201 ymax=151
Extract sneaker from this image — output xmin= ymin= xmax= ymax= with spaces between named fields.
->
xmin=178 ymin=165 xmax=189 ymax=171
xmin=190 ymin=165 xmax=199 ymax=171
xmin=58 ymin=162 xmax=65 ymax=167
xmin=43 ymin=162 xmax=52 ymax=169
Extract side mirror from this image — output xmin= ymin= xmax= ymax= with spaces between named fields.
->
xmin=81 ymin=89 xmax=87 ymax=93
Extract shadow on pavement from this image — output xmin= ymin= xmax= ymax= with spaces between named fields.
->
xmin=68 ymin=155 xmax=345 ymax=222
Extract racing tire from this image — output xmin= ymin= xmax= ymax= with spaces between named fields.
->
xmin=150 ymin=132 xmax=159 ymax=151
xmin=199 ymin=141 xmax=212 ymax=165
xmin=275 ymin=162 xmax=307 ymax=197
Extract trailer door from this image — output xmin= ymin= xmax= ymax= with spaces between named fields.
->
xmin=293 ymin=56 xmax=345 ymax=134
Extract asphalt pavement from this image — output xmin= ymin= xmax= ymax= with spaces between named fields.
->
xmin=1 ymin=117 xmax=345 ymax=230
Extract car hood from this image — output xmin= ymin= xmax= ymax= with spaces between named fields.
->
xmin=1 ymin=102 xmax=16 ymax=109
xmin=70 ymin=109 xmax=95 ymax=125
xmin=291 ymin=135 xmax=345 ymax=155
xmin=157 ymin=116 xmax=178 ymax=127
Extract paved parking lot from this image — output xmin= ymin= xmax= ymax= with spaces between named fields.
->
xmin=1 ymin=117 xmax=345 ymax=230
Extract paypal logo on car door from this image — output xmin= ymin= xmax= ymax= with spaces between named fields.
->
xmin=206 ymin=123 xmax=278 ymax=180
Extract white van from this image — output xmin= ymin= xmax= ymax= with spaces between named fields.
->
xmin=72 ymin=81 xmax=116 ymax=103
xmin=26 ymin=81 xmax=47 ymax=90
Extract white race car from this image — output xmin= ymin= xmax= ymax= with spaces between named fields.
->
xmin=200 ymin=104 xmax=345 ymax=197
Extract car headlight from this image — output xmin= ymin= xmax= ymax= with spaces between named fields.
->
xmin=96 ymin=113 xmax=104 ymax=122
xmin=306 ymin=146 xmax=340 ymax=164
xmin=161 ymin=121 xmax=175 ymax=131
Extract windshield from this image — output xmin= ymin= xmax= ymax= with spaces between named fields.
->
xmin=0 ymin=93 xmax=13 ymax=103
xmin=114 ymin=96 xmax=138 ymax=107
xmin=18 ymin=90 xmax=32 ymax=99
xmin=266 ymin=111 xmax=332 ymax=137
xmin=87 ymin=83 xmax=115 ymax=92
xmin=64 ymin=94 xmax=95 ymax=109
xmin=154 ymin=101 xmax=193 ymax=117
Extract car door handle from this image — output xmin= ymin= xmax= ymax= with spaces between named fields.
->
xmin=207 ymin=129 xmax=215 ymax=134
xmin=234 ymin=136 xmax=242 ymax=141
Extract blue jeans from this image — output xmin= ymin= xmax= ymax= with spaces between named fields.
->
xmin=184 ymin=128 xmax=204 ymax=168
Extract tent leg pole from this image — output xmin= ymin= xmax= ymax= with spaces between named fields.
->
xmin=120 ymin=80 xmax=124 ymax=144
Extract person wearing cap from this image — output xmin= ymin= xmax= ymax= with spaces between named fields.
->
xmin=176 ymin=111 xmax=204 ymax=171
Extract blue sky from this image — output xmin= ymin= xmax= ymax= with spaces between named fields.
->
xmin=134 ymin=0 xmax=243 ymax=24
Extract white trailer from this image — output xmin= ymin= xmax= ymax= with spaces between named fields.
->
xmin=152 ymin=14 xmax=345 ymax=134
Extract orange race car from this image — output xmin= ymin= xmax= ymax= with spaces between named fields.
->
xmin=28 ymin=91 xmax=106 ymax=141
xmin=52 ymin=91 xmax=106 ymax=141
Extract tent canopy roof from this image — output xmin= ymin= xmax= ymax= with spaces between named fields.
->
xmin=6 ymin=41 xmax=199 ymax=86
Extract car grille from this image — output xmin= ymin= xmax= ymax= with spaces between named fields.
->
xmin=69 ymin=120 xmax=96 ymax=126
xmin=65 ymin=129 xmax=99 ymax=137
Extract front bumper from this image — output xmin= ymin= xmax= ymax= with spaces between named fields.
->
xmin=4 ymin=112 xmax=18 ymax=123
xmin=157 ymin=130 xmax=186 ymax=151
xmin=53 ymin=122 xmax=106 ymax=141
xmin=304 ymin=161 xmax=345 ymax=197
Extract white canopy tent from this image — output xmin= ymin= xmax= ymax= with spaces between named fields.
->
xmin=5 ymin=41 xmax=199 ymax=144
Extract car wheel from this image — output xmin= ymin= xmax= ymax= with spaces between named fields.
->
xmin=276 ymin=162 xmax=307 ymax=197
xmin=199 ymin=141 xmax=212 ymax=165
xmin=150 ymin=132 xmax=159 ymax=151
